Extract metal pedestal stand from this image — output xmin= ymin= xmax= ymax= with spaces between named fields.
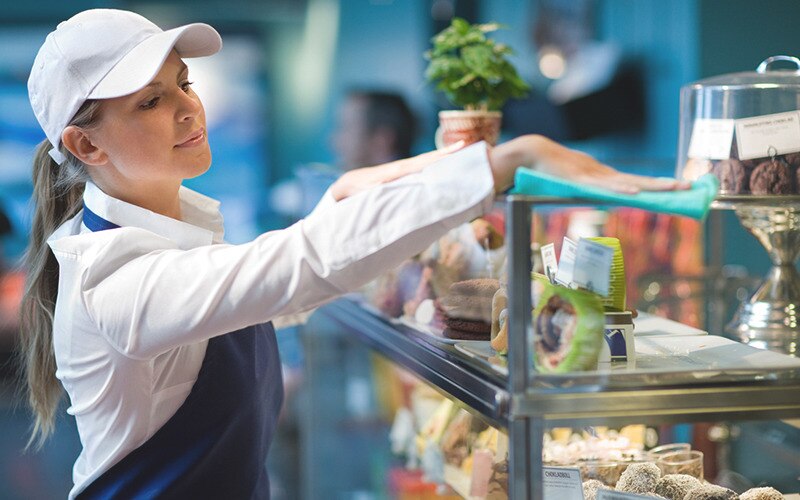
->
xmin=722 ymin=198 xmax=800 ymax=356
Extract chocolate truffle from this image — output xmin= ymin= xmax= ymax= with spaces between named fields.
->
xmin=616 ymin=462 xmax=661 ymax=494
xmin=712 ymin=159 xmax=749 ymax=193
xmin=682 ymin=484 xmax=738 ymax=500
xmin=655 ymin=474 xmax=702 ymax=500
xmin=750 ymin=159 xmax=794 ymax=195
xmin=740 ymin=486 xmax=785 ymax=500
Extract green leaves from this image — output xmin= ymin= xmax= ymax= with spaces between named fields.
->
xmin=425 ymin=17 xmax=530 ymax=111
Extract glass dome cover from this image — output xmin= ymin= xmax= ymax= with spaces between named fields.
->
xmin=676 ymin=55 xmax=800 ymax=195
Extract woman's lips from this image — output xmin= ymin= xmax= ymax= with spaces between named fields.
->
xmin=176 ymin=128 xmax=205 ymax=148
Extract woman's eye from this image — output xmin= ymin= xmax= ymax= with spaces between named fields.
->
xmin=181 ymin=81 xmax=195 ymax=93
xmin=140 ymin=96 xmax=160 ymax=110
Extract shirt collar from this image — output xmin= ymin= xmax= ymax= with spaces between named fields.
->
xmin=83 ymin=181 xmax=225 ymax=250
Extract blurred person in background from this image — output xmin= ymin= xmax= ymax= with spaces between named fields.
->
xmin=20 ymin=8 xmax=685 ymax=500
xmin=269 ymin=90 xmax=418 ymax=221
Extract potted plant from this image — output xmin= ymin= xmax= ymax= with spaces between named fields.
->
xmin=425 ymin=17 xmax=530 ymax=148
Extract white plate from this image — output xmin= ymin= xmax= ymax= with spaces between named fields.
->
xmin=633 ymin=312 xmax=708 ymax=337
xmin=635 ymin=335 xmax=800 ymax=372
xmin=454 ymin=341 xmax=508 ymax=375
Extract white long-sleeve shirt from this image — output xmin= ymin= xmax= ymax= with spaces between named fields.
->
xmin=47 ymin=142 xmax=495 ymax=498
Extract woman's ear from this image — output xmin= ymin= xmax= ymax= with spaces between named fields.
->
xmin=61 ymin=125 xmax=107 ymax=166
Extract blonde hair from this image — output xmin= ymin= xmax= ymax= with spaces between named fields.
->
xmin=18 ymin=100 xmax=101 ymax=449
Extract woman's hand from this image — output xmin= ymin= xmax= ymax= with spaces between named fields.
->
xmin=488 ymin=135 xmax=691 ymax=195
xmin=330 ymin=141 xmax=465 ymax=201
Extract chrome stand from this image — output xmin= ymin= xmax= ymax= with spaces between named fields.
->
xmin=727 ymin=204 xmax=800 ymax=356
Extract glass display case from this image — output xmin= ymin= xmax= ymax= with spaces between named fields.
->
xmin=316 ymin=195 xmax=800 ymax=499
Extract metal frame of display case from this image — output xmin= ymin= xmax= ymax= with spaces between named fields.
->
xmin=321 ymin=195 xmax=800 ymax=500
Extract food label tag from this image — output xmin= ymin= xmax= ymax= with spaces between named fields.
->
xmin=555 ymin=237 xmax=577 ymax=286
xmin=735 ymin=110 xmax=800 ymax=160
xmin=542 ymin=467 xmax=583 ymax=500
xmin=541 ymin=243 xmax=558 ymax=282
xmin=572 ymin=238 xmax=614 ymax=297
xmin=688 ymin=118 xmax=735 ymax=159
xmin=597 ymin=490 xmax=657 ymax=500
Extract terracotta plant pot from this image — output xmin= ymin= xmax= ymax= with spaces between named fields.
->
xmin=435 ymin=110 xmax=502 ymax=149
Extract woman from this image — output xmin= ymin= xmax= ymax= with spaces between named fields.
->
xmin=21 ymin=8 xmax=684 ymax=499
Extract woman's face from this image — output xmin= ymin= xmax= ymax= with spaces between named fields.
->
xmin=89 ymin=51 xmax=211 ymax=186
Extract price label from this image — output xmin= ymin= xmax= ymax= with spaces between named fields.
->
xmin=555 ymin=237 xmax=577 ymax=286
xmin=572 ymin=238 xmax=614 ymax=297
xmin=735 ymin=110 xmax=800 ymax=160
xmin=688 ymin=118 xmax=735 ymax=159
xmin=543 ymin=467 xmax=583 ymax=500
xmin=541 ymin=243 xmax=558 ymax=281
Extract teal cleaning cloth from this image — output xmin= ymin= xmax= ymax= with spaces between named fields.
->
xmin=509 ymin=170 xmax=719 ymax=220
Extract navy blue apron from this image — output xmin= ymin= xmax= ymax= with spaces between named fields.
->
xmin=78 ymin=204 xmax=284 ymax=500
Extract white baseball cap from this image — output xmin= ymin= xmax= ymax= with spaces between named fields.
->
xmin=28 ymin=9 xmax=222 ymax=164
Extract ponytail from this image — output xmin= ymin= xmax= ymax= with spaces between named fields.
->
xmin=18 ymin=100 xmax=100 ymax=449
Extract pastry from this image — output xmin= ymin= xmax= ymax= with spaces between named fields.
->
xmin=682 ymin=484 xmax=738 ymax=500
xmin=439 ymin=409 xmax=473 ymax=466
xmin=438 ymin=278 xmax=499 ymax=322
xmin=712 ymin=158 xmax=749 ymax=194
xmin=740 ymin=487 xmax=785 ymax=500
xmin=533 ymin=286 xmax=604 ymax=373
xmin=471 ymin=218 xmax=504 ymax=250
xmin=654 ymin=474 xmax=702 ymax=500
xmin=486 ymin=459 xmax=509 ymax=500
xmin=443 ymin=326 xmax=490 ymax=341
xmin=616 ymin=462 xmax=661 ymax=494
xmin=750 ymin=158 xmax=794 ymax=195
xmin=490 ymin=287 xmax=508 ymax=353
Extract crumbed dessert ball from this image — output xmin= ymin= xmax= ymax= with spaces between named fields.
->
xmin=583 ymin=479 xmax=611 ymax=500
xmin=616 ymin=462 xmax=661 ymax=494
xmin=655 ymin=474 xmax=702 ymax=500
xmin=682 ymin=484 xmax=738 ymax=500
xmin=740 ymin=486 xmax=785 ymax=500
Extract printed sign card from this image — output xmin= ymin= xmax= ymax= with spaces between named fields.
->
xmin=688 ymin=118 xmax=735 ymax=160
xmin=541 ymin=243 xmax=558 ymax=282
xmin=555 ymin=237 xmax=577 ymax=286
xmin=735 ymin=110 xmax=800 ymax=160
xmin=542 ymin=467 xmax=583 ymax=500
xmin=572 ymin=238 xmax=614 ymax=297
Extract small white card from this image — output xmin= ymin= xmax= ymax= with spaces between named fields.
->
xmin=572 ymin=238 xmax=614 ymax=297
xmin=543 ymin=467 xmax=583 ymax=500
xmin=541 ymin=243 xmax=558 ymax=282
xmin=735 ymin=110 xmax=800 ymax=160
xmin=688 ymin=118 xmax=735 ymax=159
xmin=555 ymin=237 xmax=577 ymax=286
xmin=597 ymin=490 xmax=657 ymax=500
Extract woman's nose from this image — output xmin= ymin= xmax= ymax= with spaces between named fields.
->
xmin=177 ymin=90 xmax=202 ymax=122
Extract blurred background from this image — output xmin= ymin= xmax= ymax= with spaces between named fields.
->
xmin=1 ymin=0 xmax=800 ymax=498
